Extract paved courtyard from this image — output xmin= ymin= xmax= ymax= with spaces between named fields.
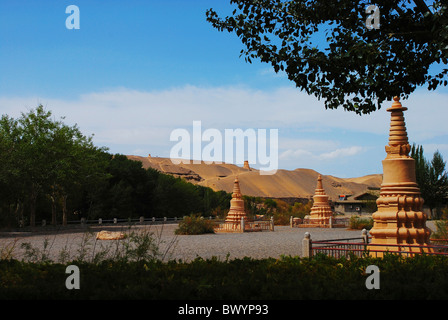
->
xmin=0 ymin=223 xmax=377 ymax=262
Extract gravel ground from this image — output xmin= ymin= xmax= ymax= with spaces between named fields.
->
xmin=0 ymin=221 xmax=437 ymax=262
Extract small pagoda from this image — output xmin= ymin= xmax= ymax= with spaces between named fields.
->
xmin=225 ymin=176 xmax=248 ymax=224
xmin=214 ymin=176 xmax=273 ymax=233
xmin=307 ymin=174 xmax=334 ymax=227
xmin=214 ymin=176 xmax=248 ymax=233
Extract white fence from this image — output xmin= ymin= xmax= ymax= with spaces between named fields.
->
xmin=39 ymin=216 xmax=218 ymax=227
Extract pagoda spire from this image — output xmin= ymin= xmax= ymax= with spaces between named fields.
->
xmin=385 ymin=96 xmax=411 ymax=159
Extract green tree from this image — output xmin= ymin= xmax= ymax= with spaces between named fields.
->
xmin=92 ymin=155 xmax=154 ymax=220
xmin=15 ymin=106 xmax=59 ymax=227
xmin=0 ymin=105 xmax=109 ymax=227
xmin=411 ymin=144 xmax=448 ymax=218
xmin=206 ymin=0 xmax=448 ymax=114
xmin=153 ymin=174 xmax=203 ymax=218
xmin=0 ymin=115 xmax=25 ymax=226
xmin=47 ymin=122 xmax=109 ymax=225
xmin=427 ymin=150 xmax=448 ymax=218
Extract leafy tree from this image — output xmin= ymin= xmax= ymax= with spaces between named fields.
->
xmin=411 ymin=143 xmax=448 ymax=218
xmin=0 ymin=107 xmax=241 ymax=228
xmin=153 ymin=174 xmax=203 ymax=218
xmin=91 ymin=154 xmax=155 ymax=220
xmin=47 ymin=123 xmax=109 ymax=225
xmin=14 ymin=106 xmax=59 ymax=227
xmin=290 ymin=201 xmax=313 ymax=218
xmin=0 ymin=105 xmax=109 ymax=227
xmin=427 ymin=150 xmax=448 ymax=217
xmin=0 ymin=115 xmax=25 ymax=226
xmin=206 ymin=0 xmax=448 ymax=114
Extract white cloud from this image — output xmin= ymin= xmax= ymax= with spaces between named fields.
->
xmin=318 ymin=146 xmax=365 ymax=160
xmin=0 ymin=85 xmax=446 ymax=176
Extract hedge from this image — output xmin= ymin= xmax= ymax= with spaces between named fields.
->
xmin=1 ymin=254 xmax=448 ymax=300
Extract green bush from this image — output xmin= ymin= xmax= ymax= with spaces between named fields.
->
xmin=174 ymin=214 xmax=215 ymax=235
xmin=349 ymin=215 xmax=373 ymax=230
xmin=431 ymin=220 xmax=448 ymax=239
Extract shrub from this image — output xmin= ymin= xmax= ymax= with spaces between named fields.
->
xmin=349 ymin=215 xmax=373 ymax=230
xmin=175 ymin=214 xmax=215 ymax=235
xmin=431 ymin=220 xmax=448 ymax=242
xmin=2 ymin=254 xmax=448 ymax=299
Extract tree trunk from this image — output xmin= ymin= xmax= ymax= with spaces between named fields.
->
xmin=14 ymin=200 xmax=24 ymax=227
xmin=51 ymin=193 xmax=57 ymax=225
xmin=62 ymin=194 xmax=68 ymax=226
xmin=29 ymin=185 xmax=38 ymax=227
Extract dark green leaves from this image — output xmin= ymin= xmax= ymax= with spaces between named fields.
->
xmin=206 ymin=0 xmax=448 ymax=114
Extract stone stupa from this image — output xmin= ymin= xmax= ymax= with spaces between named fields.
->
xmin=368 ymin=96 xmax=432 ymax=256
xmin=308 ymin=174 xmax=334 ymax=226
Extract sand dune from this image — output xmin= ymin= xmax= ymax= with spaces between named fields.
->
xmin=127 ymin=155 xmax=382 ymax=200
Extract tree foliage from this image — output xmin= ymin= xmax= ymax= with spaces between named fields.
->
xmin=0 ymin=106 xmax=231 ymax=228
xmin=0 ymin=106 xmax=109 ymax=227
xmin=411 ymin=143 xmax=448 ymax=218
xmin=206 ymin=0 xmax=448 ymax=114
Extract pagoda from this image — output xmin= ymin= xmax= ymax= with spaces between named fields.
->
xmin=215 ymin=176 xmax=274 ymax=233
xmin=368 ymin=96 xmax=432 ymax=256
xmin=225 ymin=176 xmax=248 ymax=224
xmin=308 ymin=174 xmax=334 ymax=226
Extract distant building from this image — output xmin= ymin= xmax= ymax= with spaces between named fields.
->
xmin=333 ymin=190 xmax=379 ymax=215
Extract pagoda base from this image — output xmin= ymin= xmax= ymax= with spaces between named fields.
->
xmin=214 ymin=220 xmax=273 ymax=233
xmin=214 ymin=222 xmax=246 ymax=233
xmin=296 ymin=217 xmax=346 ymax=228
xmin=367 ymin=238 xmax=433 ymax=258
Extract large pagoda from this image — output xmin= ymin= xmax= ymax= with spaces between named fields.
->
xmin=368 ymin=96 xmax=432 ymax=255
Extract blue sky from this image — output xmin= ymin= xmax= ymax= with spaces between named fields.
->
xmin=1 ymin=0 xmax=447 ymax=178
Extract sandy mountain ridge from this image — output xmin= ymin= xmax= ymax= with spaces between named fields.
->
xmin=127 ymin=155 xmax=383 ymax=201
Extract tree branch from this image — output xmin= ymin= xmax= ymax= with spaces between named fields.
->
xmin=412 ymin=0 xmax=432 ymax=15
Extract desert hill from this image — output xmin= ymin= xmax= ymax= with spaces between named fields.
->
xmin=127 ymin=155 xmax=382 ymax=201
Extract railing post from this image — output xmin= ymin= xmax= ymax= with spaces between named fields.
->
xmin=362 ymin=229 xmax=369 ymax=244
xmin=329 ymin=217 xmax=333 ymax=228
xmin=302 ymin=232 xmax=312 ymax=258
xmin=241 ymin=217 xmax=245 ymax=232
xmin=98 ymin=218 xmax=102 ymax=225
xmin=139 ymin=216 xmax=144 ymax=224
xmin=270 ymin=216 xmax=274 ymax=231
